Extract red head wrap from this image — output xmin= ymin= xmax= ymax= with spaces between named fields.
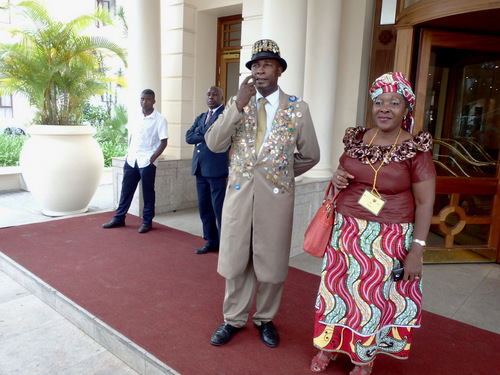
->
xmin=370 ymin=72 xmax=415 ymax=132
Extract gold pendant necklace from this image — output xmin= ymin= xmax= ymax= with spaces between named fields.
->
xmin=357 ymin=128 xmax=402 ymax=216
xmin=365 ymin=128 xmax=402 ymax=198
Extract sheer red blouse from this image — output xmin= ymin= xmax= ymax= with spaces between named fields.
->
xmin=336 ymin=127 xmax=436 ymax=223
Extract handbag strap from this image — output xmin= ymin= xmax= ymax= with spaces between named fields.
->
xmin=323 ymin=180 xmax=340 ymax=203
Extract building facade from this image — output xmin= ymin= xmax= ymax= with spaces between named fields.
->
xmin=2 ymin=0 xmax=499 ymax=263
xmin=123 ymin=0 xmax=500 ymax=264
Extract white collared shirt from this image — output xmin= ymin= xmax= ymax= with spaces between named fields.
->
xmin=255 ymin=88 xmax=280 ymax=154
xmin=126 ymin=108 xmax=169 ymax=168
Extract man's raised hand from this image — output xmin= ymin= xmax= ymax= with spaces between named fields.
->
xmin=235 ymin=75 xmax=256 ymax=112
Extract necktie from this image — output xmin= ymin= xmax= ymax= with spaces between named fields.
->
xmin=256 ymin=97 xmax=268 ymax=151
xmin=206 ymin=110 xmax=213 ymax=124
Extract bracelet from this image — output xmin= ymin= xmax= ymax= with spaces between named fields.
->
xmin=412 ymin=239 xmax=426 ymax=247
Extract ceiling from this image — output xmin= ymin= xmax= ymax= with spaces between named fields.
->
xmin=419 ymin=9 xmax=500 ymax=35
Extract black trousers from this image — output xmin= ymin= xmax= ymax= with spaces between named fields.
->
xmin=114 ymin=161 xmax=156 ymax=224
xmin=196 ymin=174 xmax=226 ymax=248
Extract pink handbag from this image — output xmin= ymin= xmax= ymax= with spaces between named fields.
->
xmin=303 ymin=181 xmax=339 ymax=258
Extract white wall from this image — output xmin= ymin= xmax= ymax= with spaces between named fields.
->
xmin=331 ymin=0 xmax=375 ymax=169
xmin=161 ymin=0 xmax=375 ymax=174
xmin=37 ymin=0 xmax=93 ymax=21
xmin=160 ymin=1 xmax=243 ymax=160
xmin=193 ymin=12 xmax=218 ymax=117
xmin=2 ymin=0 xmax=375 ymax=174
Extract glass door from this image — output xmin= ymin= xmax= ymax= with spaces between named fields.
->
xmin=414 ymin=29 xmax=500 ymax=263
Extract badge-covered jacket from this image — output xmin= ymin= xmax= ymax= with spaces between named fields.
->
xmin=205 ymin=88 xmax=320 ymax=283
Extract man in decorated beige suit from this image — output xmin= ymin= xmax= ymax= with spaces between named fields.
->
xmin=205 ymin=39 xmax=320 ymax=348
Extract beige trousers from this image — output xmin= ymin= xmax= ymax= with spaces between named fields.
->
xmin=222 ymin=257 xmax=285 ymax=328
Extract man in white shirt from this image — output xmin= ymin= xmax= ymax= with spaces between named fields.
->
xmin=103 ymin=89 xmax=168 ymax=233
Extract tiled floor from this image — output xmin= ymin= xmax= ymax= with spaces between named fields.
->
xmin=0 ymin=271 xmax=139 ymax=375
xmin=1 ymin=185 xmax=499 ymax=375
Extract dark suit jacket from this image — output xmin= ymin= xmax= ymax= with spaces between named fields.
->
xmin=185 ymin=105 xmax=229 ymax=178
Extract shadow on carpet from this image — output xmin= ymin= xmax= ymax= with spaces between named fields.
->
xmin=1 ymin=212 xmax=499 ymax=375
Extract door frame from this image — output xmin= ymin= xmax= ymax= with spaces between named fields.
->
xmin=413 ymin=29 xmax=500 ymax=133
xmin=414 ymin=28 xmax=500 ymax=262
xmin=216 ymin=15 xmax=242 ymax=100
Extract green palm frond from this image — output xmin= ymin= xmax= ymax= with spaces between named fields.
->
xmin=0 ymin=0 xmax=127 ymax=125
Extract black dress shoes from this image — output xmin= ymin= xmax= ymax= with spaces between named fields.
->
xmin=210 ymin=322 xmax=241 ymax=346
xmin=257 ymin=321 xmax=279 ymax=348
xmin=102 ymin=220 xmax=125 ymax=229
xmin=194 ymin=246 xmax=218 ymax=254
xmin=138 ymin=223 xmax=152 ymax=233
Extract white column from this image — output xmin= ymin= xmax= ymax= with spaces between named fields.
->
xmin=302 ymin=0 xmax=342 ymax=178
xmin=125 ymin=0 xmax=162 ymax=115
xmin=261 ymin=0 xmax=308 ymax=96
xmin=160 ymin=1 xmax=197 ymax=160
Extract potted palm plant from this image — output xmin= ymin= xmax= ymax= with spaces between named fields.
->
xmin=0 ymin=1 xmax=127 ymax=216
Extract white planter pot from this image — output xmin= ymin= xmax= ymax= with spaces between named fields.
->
xmin=20 ymin=125 xmax=104 ymax=216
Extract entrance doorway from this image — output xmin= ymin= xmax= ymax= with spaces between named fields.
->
xmin=216 ymin=15 xmax=242 ymax=100
xmin=414 ymin=29 xmax=500 ymax=263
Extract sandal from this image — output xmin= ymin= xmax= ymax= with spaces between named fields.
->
xmin=349 ymin=362 xmax=374 ymax=375
xmin=310 ymin=350 xmax=338 ymax=372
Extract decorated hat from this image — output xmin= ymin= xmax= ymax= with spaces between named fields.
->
xmin=245 ymin=39 xmax=287 ymax=72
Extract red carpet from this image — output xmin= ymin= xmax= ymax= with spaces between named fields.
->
xmin=0 ymin=212 xmax=499 ymax=375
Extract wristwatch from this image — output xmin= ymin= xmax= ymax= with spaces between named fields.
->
xmin=412 ymin=239 xmax=426 ymax=247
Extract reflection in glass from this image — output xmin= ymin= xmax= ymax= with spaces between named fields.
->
xmin=423 ymin=47 xmax=499 ymax=255
xmin=424 ymin=48 xmax=499 ymax=178
xmin=226 ymin=62 xmax=239 ymax=99
xmin=404 ymin=0 xmax=421 ymax=9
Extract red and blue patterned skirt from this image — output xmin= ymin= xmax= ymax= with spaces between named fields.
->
xmin=313 ymin=213 xmax=422 ymax=365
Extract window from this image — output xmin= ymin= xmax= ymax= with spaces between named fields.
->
xmin=97 ymin=0 xmax=113 ymax=11
xmin=0 ymin=0 xmax=11 ymax=24
xmin=95 ymin=0 xmax=115 ymax=27
xmin=0 ymin=95 xmax=13 ymax=118
xmin=216 ymin=15 xmax=242 ymax=99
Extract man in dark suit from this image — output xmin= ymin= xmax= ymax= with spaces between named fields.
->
xmin=186 ymin=86 xmax=229 ymax=254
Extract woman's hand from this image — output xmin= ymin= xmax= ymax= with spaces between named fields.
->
xmin=403 ymin=245 xmax=423 ymax=282
xmin=404 ymin=177 xmax=435 ymax=282
xmin=332 ymin=165 xmax=354 ymax=189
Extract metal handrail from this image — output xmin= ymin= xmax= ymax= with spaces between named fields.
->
xmin=432 ymin=159 xmax=460 ymax=177
xmin=433 ymin=139 xmax=496 ymax=167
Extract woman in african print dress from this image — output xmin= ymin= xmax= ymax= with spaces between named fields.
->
xmin=310 ymin=72 xmax=436 ymax=374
